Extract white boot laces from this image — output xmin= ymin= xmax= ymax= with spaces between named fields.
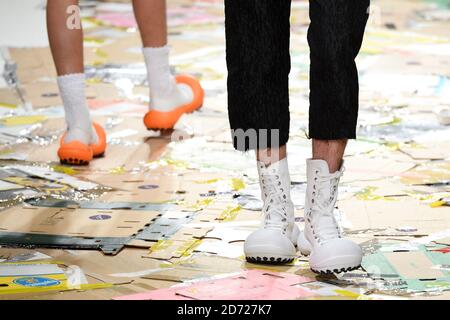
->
xmin=308 ymin=168 xmax=344 ymax=243
xmin=260 ymin=174 xmax=290 ymax=232
xmin=263 ymin=192 xmax=290 ymax=231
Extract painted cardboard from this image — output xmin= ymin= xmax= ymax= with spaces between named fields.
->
xmin=114 ymin=270 xmax=315 ymax=300
xmin=362 ymin=245 xmax=450 ymax=292
xmin=0 ymin=261 xmax=69 ymax=295
xmin=142 ymin=254 xmax=244 ymax=282
xmin=146 ymin=239 xmax=202 ymax=260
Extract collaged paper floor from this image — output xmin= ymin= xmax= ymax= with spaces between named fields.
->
xmin=0 ymin=0 xmax=449 ymax=300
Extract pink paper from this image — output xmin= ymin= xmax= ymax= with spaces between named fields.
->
xmin=87 ymin=99 xmax=124 ymax=109
xmin=114 ymin=270 xmax=315 ymax=300
xmin=96 ymin=13 xmax=137 ymax=28
xmin=88 ymin=101 xmax=148 ymax=114
xmin=95 ymin=8 xmax=223 ymax=29
xmin=116 ymin=287 xmax=191 ymax=301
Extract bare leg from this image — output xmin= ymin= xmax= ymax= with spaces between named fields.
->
xmin=132 ymin=0 xmax=167 ymax=47
xmin=47 ymin=0 xmax=100 ymax=160
xmin=312 ymin=139 xmax=347 ymax=173
xmin=256 ymin=145 xmax=286 ymax=166
xmin=133 ymin=0 xmax=195 ymax=125
xmin=47 ymin=0 xmax=83 ymax=75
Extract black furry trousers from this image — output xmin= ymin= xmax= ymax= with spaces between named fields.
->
xmin=225 ymin=0 xmax=370 ymax=151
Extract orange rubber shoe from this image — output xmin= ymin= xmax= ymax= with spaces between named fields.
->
xmin=57 ymin=140 xmax=93 ymax=166
xmin=175 ymin=74 xmax=204 ymax=113
xmin=144 ymin=74 xmax=204 ymax=130
xmin=90 ymin=122 xmax=107 ymax=157
xmin=58 ymin=122 xmax=107 ymax=165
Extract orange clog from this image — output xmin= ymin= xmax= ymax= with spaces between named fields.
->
xmin=58 ymin=122 xmax=107 ymax=165
xmin=57 ymin=140 xmax=93 ymax=165
xmin=144 ymin=74 xmax=204 ymax=130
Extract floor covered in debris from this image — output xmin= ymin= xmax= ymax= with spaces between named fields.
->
xmin=0 ymin=0 xmax=449 ymax=300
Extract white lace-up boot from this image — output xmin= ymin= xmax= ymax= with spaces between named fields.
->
xmin=244 ymin=158 xmax=300 ymax=264
xmin=297 ymin=159 xmax=362 ymax=274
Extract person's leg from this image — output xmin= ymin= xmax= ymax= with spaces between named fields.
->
xmin=256 ymin=146 xmax=287 ymax=167
xmin=297 ymin=0 xmax=370 ymax=273
xmin=47 ymin=0 xmax=103 ymax=164
xmin=312 ymin=139 xmax=347 ymax=173
xmin=225 ymin=0 xmax=297 ymax=264
xmin=132 ymin=0 xmax=167 ymax=48
xmin=133 ymin=0 xmax=202 ymax=130
xmin=47 ymin=0 xmax=83 ymax=75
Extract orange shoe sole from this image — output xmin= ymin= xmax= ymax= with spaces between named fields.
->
xmin=144 ymin=74 xmax=204 ymax=130
xmin=58 ymin=122 xmax=107 ymax=165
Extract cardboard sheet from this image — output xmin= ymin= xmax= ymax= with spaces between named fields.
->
xmin=339 ymin=197 xmax=450 ymax=235
xmin=0 ymin=205 xmax=161 ymax=254
xmin=1 ymin=0 xmax=450 ymax=300
xmin=0 ymin=206 xmax=160 ymax=238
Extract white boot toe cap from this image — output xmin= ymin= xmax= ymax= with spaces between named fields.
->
xmin=309 ymin=239 xmax=363 ymax=272
xmin=244 ymin=229 xmax=296 ymax=258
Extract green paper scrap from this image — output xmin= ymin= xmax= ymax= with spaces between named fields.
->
xmin=362 ymin=244 xmax=450 ymax=292
xmin=424 ymin=0 xmax=450 ymax=9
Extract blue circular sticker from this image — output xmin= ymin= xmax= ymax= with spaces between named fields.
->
xmin=138 ymin=184 xmax=159 ymax=190
xmin=13 ymin=277 xmax=61 ymax=287
xmin=89 ymin=214 xmax=112 ymax=220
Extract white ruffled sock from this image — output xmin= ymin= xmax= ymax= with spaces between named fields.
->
xmin=57 ymin=73 xmax=98 ymax=145
xmin=143 ymin=45 xmax=193 ymax=112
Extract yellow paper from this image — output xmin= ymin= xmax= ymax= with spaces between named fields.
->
xmin=0 ymin=115 xmax=47 ymax=126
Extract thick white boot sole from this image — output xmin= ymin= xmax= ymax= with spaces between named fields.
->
xmin=245 ymin=225 xmax=300 ymax=265
xmin=297 ymin=231 xmax=362 ymax=274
